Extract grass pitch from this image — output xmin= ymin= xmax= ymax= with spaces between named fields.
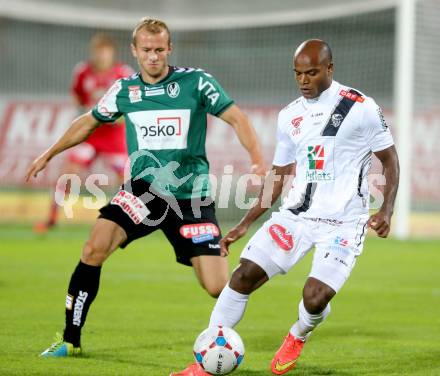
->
xmin=0 ymin=224 xmax=439 ymax=376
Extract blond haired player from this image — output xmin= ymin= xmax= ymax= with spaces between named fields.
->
xmin=26 ymin=18 xmax=265 ymax=357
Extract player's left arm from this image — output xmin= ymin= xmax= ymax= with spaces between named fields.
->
xmin=219 ymin=104 xmax=266 ymax=176
xmin=368 ymin=145 xmax=400 ymax=238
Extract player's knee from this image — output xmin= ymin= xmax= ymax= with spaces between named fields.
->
xmin=81 ymin=238 xmax=110 ymax=266
xmin=229 ymin=266 xmax=256 ymax=295
xmin=205 ymin=284 xmax=224 ymax=298
xmin=303 ymin=285 xmax=333 ymax=314
xmin=203 ymin=275 xmax=228 ymax=298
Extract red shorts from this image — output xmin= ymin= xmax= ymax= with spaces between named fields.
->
xmin=68 ymin=143 xmax=127 ymax=175
xmin=85 ymin=122 xmax=127 ymax=153
xmin=68 ymin=122 xmax=127 ymax=175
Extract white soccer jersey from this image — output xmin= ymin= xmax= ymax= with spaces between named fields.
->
xmin=273 ymin=80 xmax=394 ymax=222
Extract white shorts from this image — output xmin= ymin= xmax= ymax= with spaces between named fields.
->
xmin=240 ymin=209 xmax=368 ymax=292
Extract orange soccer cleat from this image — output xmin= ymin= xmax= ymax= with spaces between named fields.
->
xmin=270 ymin=333 xmax=306 ymax=375
xmin=170 ymin=362 xmax=211 ymax=376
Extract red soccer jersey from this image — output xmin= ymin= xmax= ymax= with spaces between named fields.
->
xmin=71 ymin=61 xmax=133 ymax=153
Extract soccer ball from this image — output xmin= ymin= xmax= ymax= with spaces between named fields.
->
xmin=193 ymin=326 xmax=245 ymax=375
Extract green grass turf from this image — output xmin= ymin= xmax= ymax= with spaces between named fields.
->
xmin=0 ymin=224 xmax=439 ymax=376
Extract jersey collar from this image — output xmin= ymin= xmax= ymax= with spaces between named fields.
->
xmin=302 ymin=80 xmax=340 ymax=107
xmin=138 ymin=65 xmax=175 ymax=86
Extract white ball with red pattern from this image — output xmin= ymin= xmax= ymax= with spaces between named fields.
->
xmin=193 ymin=326 xmax=245 ymax=375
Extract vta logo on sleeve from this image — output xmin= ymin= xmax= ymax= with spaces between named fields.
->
xmin=268 ymin=224 xmax=294 ymax=251
xmin=198 ymin=76 xmax=219 ymax=105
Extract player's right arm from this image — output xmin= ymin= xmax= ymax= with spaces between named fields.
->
xmin=220 ymin=163 xmax=295 ymax=256
xmin=25 ymin=112 xmax=100 ymax=181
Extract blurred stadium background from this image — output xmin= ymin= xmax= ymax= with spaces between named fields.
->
xmin=0 ymin=0 xmax=439 ymax=238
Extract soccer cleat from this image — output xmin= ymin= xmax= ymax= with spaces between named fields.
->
xmin=270 ymin=333 xmax=305 ymax=375
xmin=40 ymin=333 xmax=81 ymax=357
xmin=169 ymin=362 xmax=211 ymax=376
xmin=33 ymin=220 xmax=56 ymax=234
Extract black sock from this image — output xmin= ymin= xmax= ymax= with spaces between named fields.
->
xmin=63 ymin=261 xmax=101 ymax=347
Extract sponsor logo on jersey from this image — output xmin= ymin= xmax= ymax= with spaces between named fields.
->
xmin=128 ymin=85 xmax=142 ymax=103
xmin=268 ymin=224 xmax=293 ymax=251
xmin=306 ymin=145 xmax=333 ymax=182
xmin=291 ymin=116 xmax=303 ymax=136
xmin=129 ymin=109 xmax=190 ymax=150
xmin=166 ymin=82 xmax=180 ymax=98
xmin=140 ymin=119 xmax=182 ymax=137
xmin=198 ymin=77 xmax=220 ymax=105
xmin=209 ymin=243 xmax=221 ymax=249
xmin=145 ymin=86 xmax=165 ymax=97
xmin=307 ymin=145 xmax=325 ymax=170
xmin=73 ymin=291 xmax=88 ymax=327
xmin=111 ymin=190 xmax=150 ymax=224
xmin=291 ymin=116 xmax=303 ymax=128
xmin=339 ymin=89 xmax=364 ymax=103
xmin=66 ymin=294 xmax=73 ymax=310
xmin=96 ymin=80 xmax=122 ymax=117
xmin=376 ymin=107 xmax=388 ymax=130
xmin=331 ymin=113 xmax=344 ymax=128
xmin=180 ymin=223 xmax=220 ymax=244
xmin=334 ymin=236 xmax=349 ymax=246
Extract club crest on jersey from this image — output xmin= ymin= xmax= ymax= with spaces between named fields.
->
xmin=180 ymin=223 xmax=220 ymax=244
xmin=128 ymin=85 xmax=142 ymax=103
xmin=268 ymin=224 xmax=293 ymax=251
xmin=331 ymin=114 xmax=344 ymax=128
xmin=167 ymin=82 xmax=180 ymax=98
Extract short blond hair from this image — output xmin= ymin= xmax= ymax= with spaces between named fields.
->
xmin=132 ymin=18 xmax=171 ymax=46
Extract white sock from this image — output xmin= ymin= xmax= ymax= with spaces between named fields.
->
xmin=209 ymin=285 xmax=249 ymax=328
xmin=290 ymin=299 xmax=331 ymax=340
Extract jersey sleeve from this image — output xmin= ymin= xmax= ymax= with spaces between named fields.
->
xmin=361 ymin=98 xmax=394 ymax=152
xmin=91 ymin=79 xmax=123 ymax=123
xmin=272 ymin=113 xmax=297 ymax=166
xmin=196 ymin=71 xmax=234 ymax=116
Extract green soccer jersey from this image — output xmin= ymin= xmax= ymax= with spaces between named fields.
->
xmin=91 ymin=66 xmax=234 ymax=199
